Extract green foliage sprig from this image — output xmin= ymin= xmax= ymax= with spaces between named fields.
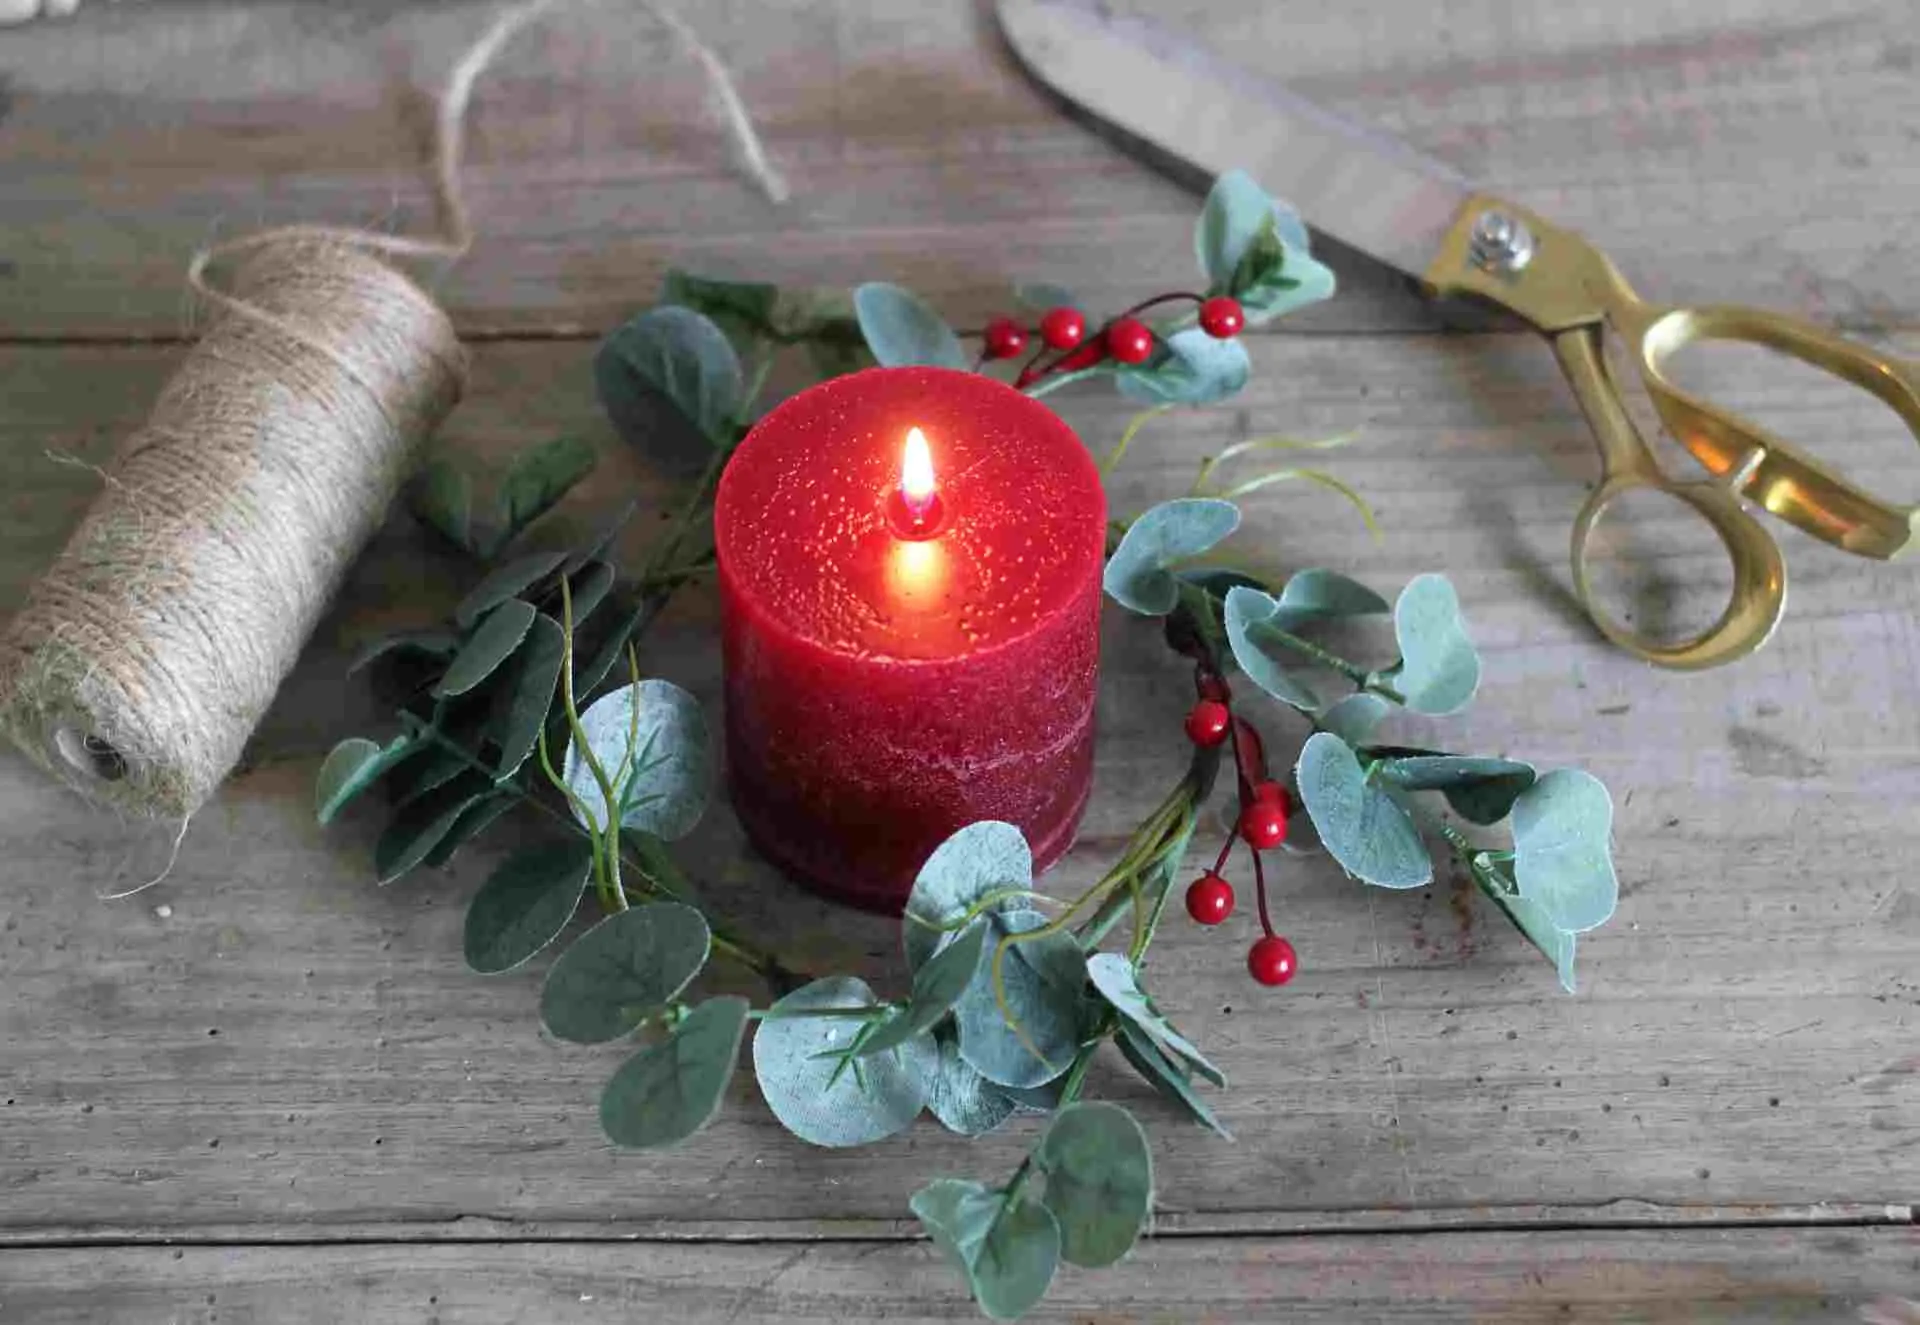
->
xmin=315 ymin=169 xmax=1622 ymax=1320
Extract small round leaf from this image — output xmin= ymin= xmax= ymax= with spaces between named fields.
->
xmin=1224 ymin=585 xmax=1322 ymax=710
xmin=600 ymin=995 xmax=750 ymax=1149
xmin=539 ymin=903 xmax=711 ymax=1044
xmin=752 ymin=975 xmax=934 ymax=1147
xmin=1104 ymin=499 xmax=1241 ymax=616
xmin=564 ymin=680 xmax=713 ymax=842
xmin=1393 ymin=574 xmax=1481 ymax=715
xmin=903 ymin=821 xmax=1032 ymax=972
xmin=954 ymin=910 xmax=1086 ymax=1089
xmin=852 ymin=282 xmax=967 ymax=369
xmin=463 ymin=838 xmax=595 ymax=974
xmin=1296 ymin=732 xmax=1432 ymax=889
xmin=1511 ymin=769 xmax=1618 ymax=933
xmin=1035 ymin=1101 xmax=1154 ymax=1269
xmin=1379 ymin=755 xmax=1537 ymax=826
xmin=910 ymin=1179 xmax=1061 ymax=1321
xmin=923 ymin=1033 xmax=1019 ymax=1137
xmin=315 ymin=734 xmax=414 ymax=824
xmin=596 ymin=305 xmax=744 ymax=444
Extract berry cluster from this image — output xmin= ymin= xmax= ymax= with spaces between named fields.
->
xmin=1179 ymin=671 xmax=1300 ymax=988
xmin=979 ymin=294 xmax=1246 ymax=390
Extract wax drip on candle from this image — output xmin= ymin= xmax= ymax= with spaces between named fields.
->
xmin=887 ymin=427 xmax=945 ymax=540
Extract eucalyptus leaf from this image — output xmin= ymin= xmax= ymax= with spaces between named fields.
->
xmin=1295 ymin=732 xmax=1432 ymax=889
xmin=373 ymin=772 xmax=494 ymax=885
xmin=1114 ymin=1021 xmax=1231 ymax=1139
xmin=463 ymin=837 xmax=595 ymax=974
xmin=315 ymin=734 xmax=415 ymax=824
xmin=347 ymin=629 xmax=459 ymax=677
xmin=452 ymin=550 xmax=567 ymax=631
xmin=924 ymin=1032 xmax=1020 ymax=1137
xmin=1479 ymin=864 xmax=1579 ymax=994
xmin=1511 ymin=769 xmax=1618 ymax=933
xmin=1273 ymin=568 xmax=1390 ymax=628
xmin=539 ymin=903 xmax=711 ymax=1044
xmin=563 ymin=680 xmax=712 ymax=842
xmin=1034 ymin=1102 xmax=1154 ymax=1269
xmin=1085 ymin=952 xmax=1224 ymax=1086
xmin=1224 ymin=585 xmax=1322 ymax=710
xmin=391 ymin=743 xmax=469 ymax=805
xmin=1195 ymin=169 xmax=1279 ymax=292
xmin=858 ymin=919 xmax=988 ymax=1057
xmin=596 ymin=305 xmax=744 ymax=446
xmin=406 ymin=458 xmax=474 ymax=554
xmin=1103 ymin=498 xmax=1241 ymax=616
xmin=561 ymin=560 xmax=616 ymax=629
xmin=485 ymin=612 xmax=565 ymax=779
xmin=422 ymin=793 xmax=515 ymax=868
xmin=954 ymin=909 xmax=1087 ymax=1090
xmin=1116 ymin=327 xmax=1251 ymax=405
xmin=495 ymin=436 xmax=597 ymax=549
xmin=851 ymin=281 xmax=967 ymax=369
xmin=910 ymin=1179 xmax=1061 ymax=1322
xmin=600 ymin=995 xmax=750 ymax=1149
xmin=1380 ymin=755 xmax=1537 ymax=826
xmin=661 ymin=270 xmax=780 ymax=347
xmin=1392 ymin=574 xmax=1481 ymax=715
xmin=903 ymin=820 xmax=1032 ymax=972
xmin=751 ymin=975 xmax=934 ymax=1147
xmin=434 ymin=599 xmax=538 ymax=699
xmin=1318 ymin=692 xmax=1391 ymax=746
xmin=1234 ymin=212 xmax=1336 ymax=325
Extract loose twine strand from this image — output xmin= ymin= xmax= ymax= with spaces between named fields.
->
xmin=0 ymin=0 xmax=785 ymax=896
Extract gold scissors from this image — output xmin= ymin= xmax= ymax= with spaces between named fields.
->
xmin=1001 ymin=0 xmax=1920 ymax=668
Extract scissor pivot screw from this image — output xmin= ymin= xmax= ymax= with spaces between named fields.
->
xmin=1469 ymin=210 xmax=1535 ymax=274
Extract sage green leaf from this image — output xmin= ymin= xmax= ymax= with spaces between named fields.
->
xmin=452 ymin=550 xmax=568 ymax=631
xmin=1295 ymin=732 xmax=1431 ymax=889
xmin=910 ymin=1179 xmax=1061 ymax=1321
xmin=434 ymin=599 xmax=538 ymax=699
xmin=347 ymin=629 xmax=459 ymax=677
xmin=1392 ymin=574 xmax=1480 ymax=715
xmin=315 ymin=734 xmax=414 ymax=824
xmin=463 ymin=837 xmax=595 ymax=974
xmin=1224 ymin=585 xmax=1322 ymax=710
xmin=954 ymin=909 xmax=1087 ymax=1090
xmin=851 ymin=281 xmax=967 ymax=369
xmin=422 ymin=793 xmax=515 ymax=868
xmin=1195 ymin=169 xmax=1279 ymax=291
xmin=1013 ymin=281 xmax=1078 ymax=312
xmin=539 ymin=902 xmax=711 ymax=1044
xmin=373 ymin=772 xmax=493 ymax=884
xmin=1511 ymin=769 xmax=1618 ymax=933
xmin=600 ymin=995 xmax=750 ymax=1149
xmin=661 ymin=270 xmax=780 ymax=347
xmin=392 ymin=744 xmax=469 ymax=805
xmin=561 ymin=499 xmax=637 ymax=576
xmin=924 ymin=1032 xmax=1019 ymax=1137
xmin=1115 ymin=1021 xmax=1232 ymax=1139
xmin=858 ymin=919 xmax=988 ymax=1057
xmin=405 ymin=458 xmax=475 ymax=554
xmin=1478 ymin=862 xmax=1578 ymax=993
xmin=903 ymin=820 xmax=1032 ymax=972
xmin=1104 ymin=498 xmax=1241 ymax=616
xmin=751 ymin=975 xmax=934 ymax=1147
xmin=1380 ymin=755 xmax=1538 ymax=826
xmin=563 ymin=679 xmax=712 ymax=842
xmin=1116 ymin=328 xmax=1251 ymax=405
xmin=595 ymin=305 xmax=744 ymax=444
xmin=1085 ymin=952 xmax=1224 ymax=1087
xmin=1318 ymin=692 xmax=1390 ymax=746
xmin=562 ymin=560 xmax=616 ymax=629
xmin=1273 ymin=568 xmax=1390 ymax=628
xmin=1035 ymin=1102 xmax=1153 ymax=1268
xmin=485 ymin=611 xmax=565 ymax=779
xmin=495 ymin=436 xmax=597 ymax=547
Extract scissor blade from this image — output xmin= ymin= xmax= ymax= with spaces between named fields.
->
xmin=998 ymin=0 xmax=1473 ymax=279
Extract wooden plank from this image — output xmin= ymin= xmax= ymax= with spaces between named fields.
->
xmin=1 ymin=334 xmax=1916 ymax=1238
xmin=2 ymin=1230 xmax=1917 ymax=1322
xmin=1 ymin=0 xmax=1918 ymax=338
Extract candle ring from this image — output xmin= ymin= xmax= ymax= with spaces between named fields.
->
xmin=887 ymin=486 xmax=946 ymax=540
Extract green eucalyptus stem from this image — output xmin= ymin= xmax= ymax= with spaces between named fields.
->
xmin=1000 ymin=1024 xmax=1107 ymax=1206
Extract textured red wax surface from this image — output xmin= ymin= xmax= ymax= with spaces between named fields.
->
xmin=715 ymin=366 xmax=1106 ymax=912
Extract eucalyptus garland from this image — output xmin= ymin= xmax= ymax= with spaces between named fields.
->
xmin=317 ymin=171 xmax=1621 ymax=1320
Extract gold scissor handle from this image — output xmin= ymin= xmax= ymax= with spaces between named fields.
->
xmin=1424 ymin=193 xmax=1920 ymax=667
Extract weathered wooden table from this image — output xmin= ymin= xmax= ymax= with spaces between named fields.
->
xmin=2 ymin=3 xmax=1917 ymax=1320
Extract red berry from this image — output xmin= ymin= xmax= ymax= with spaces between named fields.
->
xmin=982 ymin=317 xmax=1027 ymax=360
xmin=1185 ymin=872 xmax=1235 ymax=926
xmin=1039 ymin=306 xmax=1087 ymax=351
xmin=1184 ymin=699 xmax=1232 ymax=748
xmin=1238 ymin=792 xmax=1290 ymax=850
xmin=1247 ymin=935 xmax=1298 ymax=986
xmin=1199 ymin=296 xmax=1245 ymax=339
xmin=1106 ymin=317 xmax=1155 ymax=364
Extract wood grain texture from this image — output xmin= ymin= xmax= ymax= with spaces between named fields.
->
xmin=1 ymin=0 xmax=1917 ymax=338
xmin=3 ymin=1230 xmax=1918 ymax=1322
xmin=1 ymin=336 xmax=1915 ymax=1241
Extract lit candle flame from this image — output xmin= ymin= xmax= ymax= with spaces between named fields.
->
xmin=900 ymin=427 xmax=937 ymax=517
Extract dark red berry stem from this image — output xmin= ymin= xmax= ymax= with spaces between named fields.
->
xmin=1251 ymin=846 xmax=1275 ymax=939
xmin=1212 ymin=833 xmax=1235 ymax=875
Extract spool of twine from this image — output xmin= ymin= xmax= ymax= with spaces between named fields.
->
xmin=0 ymin=240 xmax=466 ymax=817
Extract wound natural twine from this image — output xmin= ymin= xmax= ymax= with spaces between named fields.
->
xmin=0 ymin=0 xmax=781 ymax=825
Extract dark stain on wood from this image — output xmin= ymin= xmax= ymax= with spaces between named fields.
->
xmin=1727 ymin=726 xmax=1829 ymax=779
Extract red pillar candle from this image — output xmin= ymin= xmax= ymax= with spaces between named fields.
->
xmin=715 ymin=365 xmax=1106 ymax=913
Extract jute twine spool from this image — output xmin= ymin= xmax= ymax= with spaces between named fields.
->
xmin=0 ymin=240 xmax=466 ymax=817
